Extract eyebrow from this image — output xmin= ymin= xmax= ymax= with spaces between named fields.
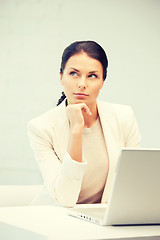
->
xmin=70 ymin=68 xmax=99 ymax=74
xmin=70 ymin=68 xmax=80 ymax=72
xmin=88 ymin=71 xmax=99 ymax=74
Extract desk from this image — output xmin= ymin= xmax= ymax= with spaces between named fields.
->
xmin=0 ymin=205 xmax=160 ymax=240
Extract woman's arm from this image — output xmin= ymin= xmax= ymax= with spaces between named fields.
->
xmin=27 ymin=120 xmax=86 ymax=207
xmin=27 ymin=103 xmax=91 ymax=207
xmin=66 ymin=103 xmax=92 ymax=162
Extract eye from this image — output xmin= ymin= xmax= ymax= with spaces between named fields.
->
xmin=70 ymin=71 xmax=78 ymax=77
xmin=88 ymin=74 xmax=97 ymax=79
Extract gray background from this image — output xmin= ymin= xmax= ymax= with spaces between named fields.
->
xmin=0 ymin=0 xmax=160 ymax=184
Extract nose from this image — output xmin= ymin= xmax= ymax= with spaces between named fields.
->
xmin=78 ymin=77 xmax=87 ymax=89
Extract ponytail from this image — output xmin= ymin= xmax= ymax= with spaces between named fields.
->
xmin=57 ymin=92 xmax=66 ymax=106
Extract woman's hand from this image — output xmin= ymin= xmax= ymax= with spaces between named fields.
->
xmin=66 ymin=103 xmax=92 ymax=132
xmin=66 ymin=103 xmax=92 ymax=162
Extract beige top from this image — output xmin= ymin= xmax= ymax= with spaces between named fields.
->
xmin=77 ymin=117 xmax=109 ymax=204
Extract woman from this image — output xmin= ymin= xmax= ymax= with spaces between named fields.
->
xmin=27 ymin=41 xmax=141 ymax=207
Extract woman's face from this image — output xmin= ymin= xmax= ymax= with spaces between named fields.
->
xmin=60 ymin=52 xmax=104 ymax=108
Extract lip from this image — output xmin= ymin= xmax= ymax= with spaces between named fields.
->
xmin=74 ymin=93 xmax=89 ymax=96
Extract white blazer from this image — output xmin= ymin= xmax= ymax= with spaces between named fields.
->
xmin=27 ymin=100 xmax=141 ymax=207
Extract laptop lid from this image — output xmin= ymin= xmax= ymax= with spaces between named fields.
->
xmin=105 ymin=148 xmax=160 ymax=225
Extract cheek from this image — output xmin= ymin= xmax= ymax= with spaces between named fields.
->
xmin=93 ymin=84 xmax=103 ymax=95
xmin=61 ymin=76 xmax=69 ymax=87
xmin=62 ymin=78 xmax=74 ymax=94
xmin=64 ymin=80 xmax=72 ymax=90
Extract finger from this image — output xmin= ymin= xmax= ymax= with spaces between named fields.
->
xmin=81 ymin=104 xmax=92 ymax=116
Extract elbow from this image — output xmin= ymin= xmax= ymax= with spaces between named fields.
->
xmin=60 ymin=202 xmax=76 ymax=208
xmin=54 ymin=195 xmax=77 ymax=208
xmin=49 ymin=188 xmax=78 ymax=208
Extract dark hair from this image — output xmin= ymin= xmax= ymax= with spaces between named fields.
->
xmin=57 ymin=40 xmax=108 ymax=106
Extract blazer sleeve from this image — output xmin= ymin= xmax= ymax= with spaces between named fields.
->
xmin=27 ymin=120 xmax=86 ymax=207
xmin=123 ymin=107 xmax=141 ymax=147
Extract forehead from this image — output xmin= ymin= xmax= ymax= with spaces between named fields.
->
xmin=65 ymin=52 xmax=103 ymax=72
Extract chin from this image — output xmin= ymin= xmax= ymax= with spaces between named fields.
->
xmin=68 ymin=98 xmax=85 ymax=104
xmin=75 ymin=99 xmax=88 ymax=104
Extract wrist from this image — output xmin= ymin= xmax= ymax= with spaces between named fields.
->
xmin=70 ymin=124 xmax=83 ymax=134
xmin=70 ymin=127 xmax=83 ymax=135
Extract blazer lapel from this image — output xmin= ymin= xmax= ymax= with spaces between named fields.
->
xmin=97 ymin=101 xmax=122 ymax=203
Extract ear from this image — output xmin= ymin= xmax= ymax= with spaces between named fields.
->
xmin=59 ymin=72 xmax=63 ymax=86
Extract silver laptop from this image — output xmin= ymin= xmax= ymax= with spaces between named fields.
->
xmin=68 ymin=148 xmax=160 ymax=226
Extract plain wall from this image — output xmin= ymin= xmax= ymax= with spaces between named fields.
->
xmin=0 ymin=0 xmax=160 ymax=184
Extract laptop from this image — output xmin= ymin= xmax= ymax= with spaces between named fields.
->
xmin=68 ymin=148 xmax=160 ymax=226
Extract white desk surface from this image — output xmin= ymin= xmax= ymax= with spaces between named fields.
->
xmin=0 ymin=204 xmax=160 ymax=240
